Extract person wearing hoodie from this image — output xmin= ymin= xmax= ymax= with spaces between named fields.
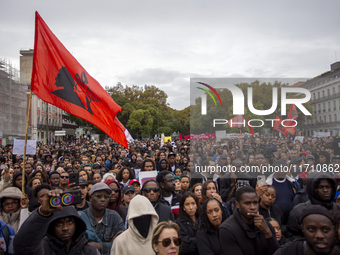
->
xmin=104 ymin=179 xmax=128 ymax=223
xmin=0 ymin=187 xmax=29 ymax=233
xmin=286 ymin=171 xmax=340 ymax=240
xmin=111 ymin=195 xmax=159 ymax=255
xmin=13 ymin=189 xmax=100 ymax=255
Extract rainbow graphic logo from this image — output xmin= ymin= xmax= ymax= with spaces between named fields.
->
xmin=196 ymin=82 xmax=223 ymax=107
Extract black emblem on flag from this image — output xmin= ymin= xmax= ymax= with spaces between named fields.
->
xmin=52 ymin=67 xmax=99 ymax=114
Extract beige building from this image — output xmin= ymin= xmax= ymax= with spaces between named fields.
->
xmin=301 ymin=62 xmax=340 ymax=136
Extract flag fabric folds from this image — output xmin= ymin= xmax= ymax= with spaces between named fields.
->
xmin=31 ymin=12 xmax=128 ymax=148
xmin=285 ymin=104 xmax=298 ymax=135
xmin=273 ymin=115 xmax=288 ymax=136
xmin=246 ymin=118 xmax=255 ymax=136
xmin=229 ymin=115 xmax=244 ymax=128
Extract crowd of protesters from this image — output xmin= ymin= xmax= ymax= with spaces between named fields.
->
xmin=0 ymin=135 xmax=339 ymax=254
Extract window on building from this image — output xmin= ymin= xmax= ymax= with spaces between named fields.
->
xmin=329 ymin=115 xmax=332 ymax=122
xmin=327 ymin=89 xmax=330 ymax=96
xmin=318 ymin=92 xmax=320 ymax=99
xmin=328 ymin=102 xmax=331 ymax=111
xmin=37 ymin=117 xmax=40 ymax=124
xmin=322 ymin=91 xmax=325 ymax=97
xmin=324 ymin=116 xmax=326 ymax=122
xmin=323 ymin=103 xmax=325 ymax=112
xmin=335 ymin=114 xmax=337 ymax=122
xmin=334 ymin=100 xmax=336 ymax=111
xmin=333 ymin=87 xmax=336 ymax=94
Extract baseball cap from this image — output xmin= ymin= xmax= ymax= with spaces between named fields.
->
xmin=93 ymin=163 xmax=101 ymax=169
xmin=168 ymin=152 xmax=176 ymax=158
xmin=122 ymin=185 xmax=135 ymax=194
xmin=90 ymin=182 xmax=111 ymax=195
xmin=129 ymin=179 xmax=140 ymax=186
xmin=306 ymin=154 xmax=315 ymax=160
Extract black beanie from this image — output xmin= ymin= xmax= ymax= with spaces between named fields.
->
xmin=300 ymin=204 xmax=334 ymax=224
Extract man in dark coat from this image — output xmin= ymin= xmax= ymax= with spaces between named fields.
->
xmin=219 ymin=186 xmax=279 ymax=255
xmin=286 ymin=172 xmax=340 ymax=240
xmin=13 ymin=189 xmax=99 ymax=255
xmin=141 ymin=180 xmax=174 ymax=223
xmin=274 ymin=205 xmax=340 ymax=255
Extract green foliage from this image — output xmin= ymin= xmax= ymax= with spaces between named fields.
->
xmin=106 ymin=83 xmax=189 ymax=138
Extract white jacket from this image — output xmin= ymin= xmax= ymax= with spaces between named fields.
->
xmin=111 ymin=195 xmax=159 ymax=255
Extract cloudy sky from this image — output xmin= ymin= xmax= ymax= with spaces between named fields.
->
xmin=1 ymin=0 xmax=340 ymax=110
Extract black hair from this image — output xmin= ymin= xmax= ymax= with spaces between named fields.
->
xmin=177 ymin=191 xmax=201 ymax=223
xmin=199 ymin=198 xmax=227 ymax=233
xmin=116 ymin=167 xmax=135 ymax=182
xmin=141 ymin=158 xmax=156 ymax=171
xmin=235 ymin=186 xmax=257 ymax=202
xmin=33 ymin=184 xmax=51 ymax=198
xmin=156 ymin=170 xmax=173 ymax=183
xmin=202 ymin=180 xmax=218 ymax=202
xmin=141 ymin=180 xmax=160 ymax=193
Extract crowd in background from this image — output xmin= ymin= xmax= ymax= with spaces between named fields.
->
xmin=0 ymin=135 xmax=340 ymax=254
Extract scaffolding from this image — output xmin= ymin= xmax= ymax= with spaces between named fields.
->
xmin=0 ymin=58 xmax=27 ymax=143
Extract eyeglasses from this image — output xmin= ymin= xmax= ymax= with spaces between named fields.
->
xmin=144 ymin=188 xmax=160 ymax=193
xmin=93 ymin=194 xmax=110 ymax=199
xmin=111 ymin=188 xmax=120 ymax=193
xmin=2 ymin=201 xmax=19 ymax=207
xmin=60 ymin=176 xmax=69 ymax=179
xmin=157 ymin=237 xmax=182 ymax=247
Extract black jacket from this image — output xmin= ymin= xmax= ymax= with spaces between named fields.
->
xmin=259 ymin=204 xmax=283 ymax=225
xmin=177 ymin=218 xmax=199 ymax=255
xmin=13 ymin=206 xmax=99 ymax=255
xmin=196 ymin=228 xmax=222 ymax=255
xmin=218 ymin=209 xmax=279 ymax=255
xmin=273 ymin=239 xmax=340 ymax=255
xmin=154 ymin=202 xmax=175 ymax=223
xmin=286 ymin=172 xmax=340 ymax=239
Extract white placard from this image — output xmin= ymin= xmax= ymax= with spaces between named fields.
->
xmin=138 ymin=170 xmax=158 ymax=187
xmin=13 ymin=139 xmax=37 ymax=155
xmin=294 ymin=136 xmax=304 ymax=143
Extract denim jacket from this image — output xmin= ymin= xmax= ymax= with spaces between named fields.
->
xmin=83 ymin=208 xmax=125 ymax=255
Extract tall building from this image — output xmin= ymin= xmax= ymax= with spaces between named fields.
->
xmin=0 ymin=59 xmax=26 ymax=144
xmin=20 ymin=49 xmax=63 ymax=142
xmin=300 ymin=62 xmax=340 ymax=136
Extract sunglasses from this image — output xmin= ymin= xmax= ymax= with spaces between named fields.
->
xmin=112 ymin=188 xmax=120 ymax=193
xmin=157 ymin=237 xmax=182 ymax=247
xmin=144 ymin=188 xmax=160 ymax=193
xmin=60 ymin=176 xmax=69 ymax=179
xmin=13 ymin=167 xmax=20 ymax=169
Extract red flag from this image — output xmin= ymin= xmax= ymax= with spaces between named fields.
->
xmin=285 ymin=104 xmax=298 ymax=135
xmin=288 ymin=104 xmax=298 ymax=119
xmin=273 ymin=115 xmax=288 ymax=136
xmin=246 ymin=118 xmax=255 ymax=136
xmin=229 ymin=115 xmax=244 ymax=128
xmin=31 ymin=12 xmax=128 ymax=148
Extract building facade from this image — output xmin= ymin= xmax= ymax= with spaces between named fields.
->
xmin=0 ymin=59 xmax=26 ymax=144
xmin=301 ymin=62 xmax=340 ymax=136
xmin=20 ymin=49 xmax=63 ymax=142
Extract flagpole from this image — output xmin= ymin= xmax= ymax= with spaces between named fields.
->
xmin=21 ymin=90 xmax=32 ymax=197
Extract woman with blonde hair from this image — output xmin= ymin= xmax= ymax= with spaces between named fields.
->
xmin=152 ymin=221 xmax=182 ymax=255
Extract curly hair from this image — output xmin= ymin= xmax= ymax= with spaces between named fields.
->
xmin=116 ymin=167 xmax=135 ymax=182
xmin=199 ymin=198 xmax=227 ymax=233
